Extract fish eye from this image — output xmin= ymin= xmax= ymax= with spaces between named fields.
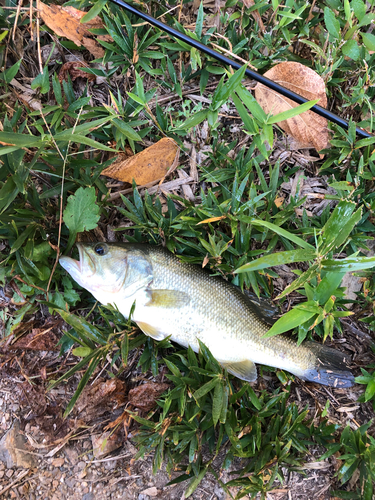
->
xmin=94 ymin=243 xmax=108 ymax=256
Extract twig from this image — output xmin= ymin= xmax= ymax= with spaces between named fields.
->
xmin=36 ymin=0 xmax=43 ymax=73
xmin=12 ymin=0 xmax=23 ymax=42
xmin=0 ymin=469 xmax=30 ymax=497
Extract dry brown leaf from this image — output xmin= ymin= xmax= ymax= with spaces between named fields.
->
xmin=240 ymin=0 xmax=265 ymax=32
xmin=128 ymin=382 xmax=169 ymax=411
xmin=59 ymin=61 xmax=96 ymax=83
xmin=254 ymin=61 xmax=329 ymax=156
xmin=102 ymin=137 xmax=179 ymax=185
xmin=38 ymin=2 xmax=111 ymax=59
xmin=75 ymin=378 xmax=127 ymax=421
xmin=12 ymin=327 xmax=60 ymax=351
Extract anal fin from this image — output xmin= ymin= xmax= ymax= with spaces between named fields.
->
xmin=137 ymin=321 xmax=167 ymax=341
xmin=220 ymin=359 xmax=257 ymax=382
xmin=146 ymin=289 xmax=190 ymax=309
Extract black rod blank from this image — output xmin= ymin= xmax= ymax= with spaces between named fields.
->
xmin=108 ymin=0 xmax=373 ymax=139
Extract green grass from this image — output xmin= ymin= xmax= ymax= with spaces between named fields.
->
xmin=1 ymin=0 xmax=375 ymax=497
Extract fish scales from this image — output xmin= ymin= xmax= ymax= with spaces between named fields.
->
xmin=146 ymin=246 xmax=312 ymax=370
xmin=59 ymin=242 xmax=355 ymax=387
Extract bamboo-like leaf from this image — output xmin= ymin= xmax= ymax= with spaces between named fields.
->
xmin=235 ymin=249 xmax=316 ymax=274
xmin=251 ymin=220 xmax=314 ymax=250
xmin=267 ymin=99 xmax=319 ymax=124
xmin=321 ymin=256 xmax=375 ymax=272
xmin=193 ymin=377 xmax=219 ymax=400
xmin=212 ymin=381 xmax=224 ymax=426
xmin=262 ymin=308 xmax=317 ymax=338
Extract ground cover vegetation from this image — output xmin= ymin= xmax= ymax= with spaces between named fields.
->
xmin=1 ymin=0 xmax=375 ymax=497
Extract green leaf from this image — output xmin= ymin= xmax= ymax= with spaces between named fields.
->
xmin=236 ymin=85 xmax=267 ymax=122
xmin=267 ymin=100 xmax=319 ymax=124
xmin=0 ymin=177 xmax=19 ymax=213
xmin=262 ymin=308 xmax=317 ymax=338
xmin=185 ymin=466 xmax=208 ymax=498
xmin=352 ymin=0 xmax=366 ymax=21
xmin=57 ymin=309 xmax=107 ymax=346
xmin=364 ymin=378 xmax=375 ymax=402
xmin=212 ymin=381 xmax=224 ymax=426
xmin=73 ymin=346 xmax=93 ymax=357
xmin=55 ymin=133 xmax=115 ymax=151
xmin=193 ymin=377 xmax=219 ymax=400
xmin=121 ymin=332 xmax=129 ymax=366
xmin=328 ymin=181 xmax=355 ymax=191
xmin=315 ymin=271 xmax=345 ymax=305
xmin=318 ymin=200 xmax=361 ymax=255
xmin=321 ymin=256 xmax=375 ymax=272
xmin=251 ymin=220 xmax=314 ymax=250
xmin=212 ymin=65 xmax=247 ymax=110
xmin=113 ymin=118 xmax=142 ymax=141
xmin=324 ymin=7 xmax=341 ymax=39
xmin=361 ymin=32 xmax=375 ymax=51
xmin=277 ymin=264 xmax=319 ymax=299
xmin=235 ymin=249 xmax=316 ymax=274
xmin=0 ymin=59 xmax=22 ymax=84
xmin=342 ymin=40 xmax=360 ymax=60
xmin=81 ymin=0 xmax=107 ymax=23
xmin=63 ymin=187 xmax=100 ymax=251
xmin=0 ymin=131 xmax=45 ymax=148
xmin=31 ymin=67 xmax=50 ymax=94
xmin=195 ymin=1 xmax=204 ymax=38
xmin=174 ymin=109 xmax=208 ymax=131
xmin=64 ymin=353 xmax=102 ymax=416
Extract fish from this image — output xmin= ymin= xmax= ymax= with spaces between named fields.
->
xmin=59 ymin=242 xmax=355 ymax=388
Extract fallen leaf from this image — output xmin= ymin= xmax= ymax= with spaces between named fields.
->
xmin=76 ymin=378 xmax=127 ymax=421
xmin=274 ymin=196 xmax=284 ymax=208
xmin=91 ymin=428 xmax=123 ymax=458
xmin=128 ymin=382 xmax=169 ymax=411
xmin=102 ymin=137 xmax=179 ymax=185
xmin=38 ymin=2 xmax=111 ymax=59
xmin=197 ymin=215 xmax=226 ymax=225
xmin=59 ymin=61 xmax=96 ymax=83
xmin=254 ymin=61 xmax=329 ymax=156
xmin=12 ymin=326 xmax=60 ymax=351
xmin=241 ymin=0 xmax=265 ymax=32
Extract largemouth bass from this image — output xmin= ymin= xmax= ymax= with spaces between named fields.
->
xmin=59 ymin=243 xmax=354 ymax=388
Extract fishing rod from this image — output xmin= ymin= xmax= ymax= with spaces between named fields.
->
xmin=107 ymin=0 xmax=373 ymax=139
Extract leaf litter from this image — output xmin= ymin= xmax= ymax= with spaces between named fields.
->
xmin=255 ymin=61 xmax=330 ymax=156
xmin=102 ymin=137 xmax=180 ymax=186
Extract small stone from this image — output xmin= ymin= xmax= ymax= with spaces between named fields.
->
xmin=52 ymin=458 xmax=65 ymax=467
xmin=78 ymin=470 xmax=87 ymax=480
xmin=64 ymin=446 xmax=79 ymax=465
xmin=140 ymin=487 xmax=158 ymax=497
xmin=77 ymin=461 xmax=86 ymax=470
xmin=6 ymin=469 xmax=14 ymax=478
xmin=0 ymin=420 xmax=37 ymax=468
xmin=82 ymin=493 xmax=94 ymax=500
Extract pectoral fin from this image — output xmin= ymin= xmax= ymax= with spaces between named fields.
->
xmin=137 ymin=321 xmax=167 ymax=341
xmin=146 ymin=289 xmax=190 ymax=309
xmin=221 ymin=359 xmax=257 ymax=382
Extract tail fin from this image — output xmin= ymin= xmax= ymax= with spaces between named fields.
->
xmin=301 ymin=341 xmax=355 ymax=388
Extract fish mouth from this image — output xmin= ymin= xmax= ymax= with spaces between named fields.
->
xmin=59 ymin=244 xmax=96 ymax=278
